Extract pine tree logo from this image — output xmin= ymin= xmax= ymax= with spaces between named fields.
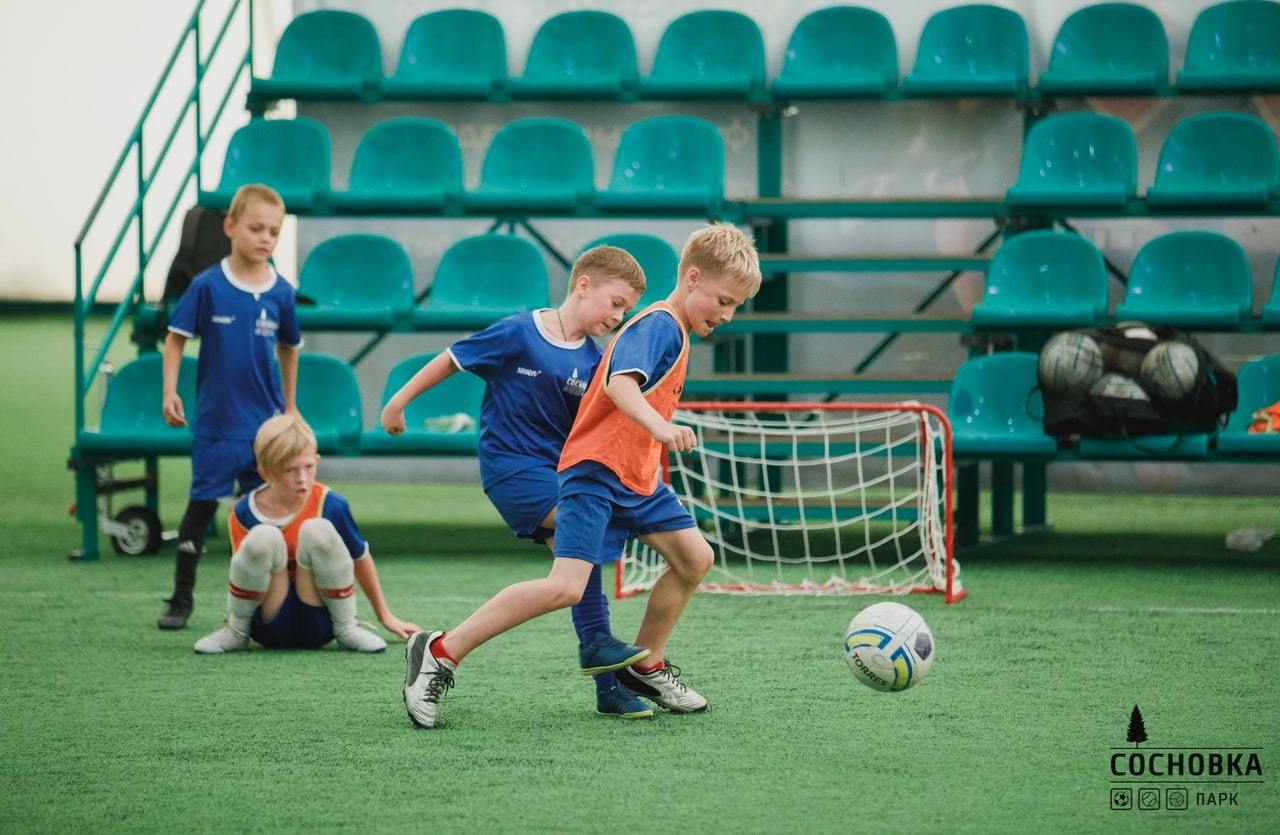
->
xmin=1127 ymin=705 xmax=1148 ymax=747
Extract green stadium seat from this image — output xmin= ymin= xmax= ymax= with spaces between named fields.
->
xmin=771 ymin=7 xmax=897 ymax=98
xmin=464 ymin=118 xmax=594 ymax=211
xmin=296 ymin=354 xmax=362 ymax=453
xmin=1177 ymin=0 xmax=1280 ymax=92
xmin=382 ymin=10 xmax=506 ymax=99
xmin=580 ymin=233 xmax=678 ymax=311
xmin=77 ymin=354 xmax=196 ymax=454
xmin=596 ymin=116 xmax=723 ymax=209
xmin=1006 ymin=112 xmax=1137 ymax=207
xmin=1037 ymin=3 xmax=1168 ymax=95
xmin=329 ymin=117 xmax=462 ymax=211
xmin=1262 ymin=257 xmax=1280 ymax=328
xmin=198 ymin=117 xmax=330 ymax=211
xmin=296 ymin=234 xmax=414 ymax=329
xmin=252 ymin=10 xmax=382 ymax=100
xmin=639 ymin=11 xmax=766 ymax=99
xmin=1215 ymin=354 xmax=1280 ymax=456
xmin=1076 ymin=433 xmax=1211 ymax=460
xmin=971 ymin=232 xmax=1108 ymax=329
xmin=1145 ymin=112 xmax=1280 ymax=207
xmin=360 ymin=352 xmax=483 ymax=454
xmin=948 ymin=352 xmax=1058 ymax=457
xmin=1114 ymin=231 xmax=1252 ymax=328
xmin=413 ymin=234 xmax=550 ymax=329
xmin=508 ymin=11 xmax=638 ymax=98
xmin=902 ymin=4 xmax=1029 ymax=96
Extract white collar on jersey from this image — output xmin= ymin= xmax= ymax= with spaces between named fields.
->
xmin=532 ymin=308 xmax=587 ymax=349
xmin=221 ymin=257 xmax=279 ymax=297
xmin=247 ymin=485 xmax=302 ymax=527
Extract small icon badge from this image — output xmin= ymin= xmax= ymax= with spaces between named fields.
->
xmin=1111 ymin=788 xmax=1133 ymax=811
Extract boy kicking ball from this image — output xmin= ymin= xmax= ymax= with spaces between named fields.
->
xmin=194 ymin=414 xmax=421 ymax=653
xmin=404 ymin=224 xmax=761 ymax=728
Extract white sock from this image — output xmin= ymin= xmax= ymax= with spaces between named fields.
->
xmin=296 ymin=519 xmax=358 ymax=631
xmin=227 ymin=525 xmax=286 ymax=634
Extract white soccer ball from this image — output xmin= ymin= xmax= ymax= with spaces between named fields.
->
xmin=843 ymin=602 xmax=935 ymax=692
xmin=1039 ymin=331 xmax=1104 ymax=396
xmin=1089 ymin=372 xmax=1150 ymax=401
xmin=1140 ymin=341 xmax=1200 ymax=402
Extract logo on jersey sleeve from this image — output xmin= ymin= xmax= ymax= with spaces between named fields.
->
xmin=517 ymin=366 xmax=542 ymax=378
xmin=211 ymin=315 xmax=235 ymax=325
xmin=562 ymin=368 xmax=589 ymax=397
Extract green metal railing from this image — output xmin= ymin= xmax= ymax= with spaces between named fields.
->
xmin=70 ymin=0 xmax=256 ymax=559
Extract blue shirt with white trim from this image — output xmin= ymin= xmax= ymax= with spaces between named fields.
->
xmin=448 ymin=310 xmax=603 ymax=489
xmin=231 ymin=487 xmax=367 ymax=560
xmin=168 ymin=259 xmax=302 ymax=439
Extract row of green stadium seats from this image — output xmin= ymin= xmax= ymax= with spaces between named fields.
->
xmin=950 ymin=352 xmax=1280 ymax=461
xmin=198 ymin=115 xmax=722 ymax=213
xmin=77 ymin=352 xmax=485 ymax=458
xmin=253 ymin=3 xmax=1280 ymax=102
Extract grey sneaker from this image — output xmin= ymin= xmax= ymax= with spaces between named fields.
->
xmin=404 ymin=630 xmax=455 ymax=729
xmin=194 ymin=623 xmax=249 ymax=654
xmin=616 ymin=661 xmax=707 ymax=713
xmin=334 ymin=621 xmax=387 ymax=653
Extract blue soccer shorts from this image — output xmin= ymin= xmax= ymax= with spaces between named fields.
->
xmin=554 ymin=483 xmax=695 ymax=566
xmin=190 ymin=436 xmax=262 ymax=500
xmin=249 ymin=583 xmax=334 ymax=649
xmin=484 ymin=467 xmax=559 ymax=544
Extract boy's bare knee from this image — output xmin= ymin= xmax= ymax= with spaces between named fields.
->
xmin=548 ymin=577 xmax=586 ymax=608
xmin=671 ymin=541 xmax=713 ymax=582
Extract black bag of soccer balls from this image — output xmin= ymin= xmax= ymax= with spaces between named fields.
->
xmin=1036 ymin=322 xmax=1237 ymax=439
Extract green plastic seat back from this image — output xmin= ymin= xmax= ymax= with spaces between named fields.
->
xmin=270 ymin=10 xmax=382 ymax=84
xmin=948 ymin=352 xmax=1043 ymax=437
xmin=521 ymin=11 xmax=637 ymax=85
xmin=1153 ymin=112 xmax=1280 ymax=193
xmin=779 ymin=6 xmax=897 ymax=85
xmin=99 ymin=354 xmax=197 ymax=434
xmin=984 ymin=231 xmax=1107 ymax=314
xmin=479 ymin=118 xmax=594 ymax=195
xmin=1127 ymin=231 xmax=1252 ymax=311
xmin=1225 ymin=354 xmax=1280 ymax=432
xmin=432 ymin=235 xmax=549 ymax=310
xmin=299 ymin=234 xmax=414 ymax=311
xmin=348 ymin=117 xmax=462 ymax=195
xmin=607 ymin=116 xmax=723 ymax=197
xmin=394 ymin=10 xmax=506 ymax=85
xmin=382 ymin=353 xmax=485 ymax=426
xmin=1046 ymin=3 xmax=1167 ymax=80
xmin=217 ymin=117 xmax=330 ymax=193
xmin=649 ymin=11 xmax=766 ymax=85
xmin=581 ymin=233 xmax=679 ymax=310
xmin=1014 ymin=112 xmax=1137 ymax=193
xmin=296 ymin=354 xmax=362 ymax=440
xmin=1184 ymin=0 xmax=1280 ymax=74
xmin=910 ymin=4 xmax=1029 ymax=82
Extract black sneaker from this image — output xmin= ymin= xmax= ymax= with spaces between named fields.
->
xmin=157 ymin=597 xmax=193 ymax=630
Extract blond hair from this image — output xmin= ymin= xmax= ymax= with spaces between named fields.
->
xmin=571 ymin=245 xmax=646 ymax=294
xmin=227 ymin=183 xmax=285 ymax=222
xmin=678 ymin=224 xmax=761 ymax=297
xmin=253 ymin=414 xmax=317 ymax=476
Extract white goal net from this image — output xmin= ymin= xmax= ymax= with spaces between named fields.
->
xmin=619 ymin=402 xmax=963 ymax=603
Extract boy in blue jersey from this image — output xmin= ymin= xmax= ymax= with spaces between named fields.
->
xmin=193 ymin=414 xmax=421 ymax=654
xmin=159 ymin=184 xmax=302 ymax=630
xmin=381 ymin=244 xmax=652 ymax=718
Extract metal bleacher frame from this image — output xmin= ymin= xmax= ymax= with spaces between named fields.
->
xmin=70 ymin=1 xmax=1280 ymax=560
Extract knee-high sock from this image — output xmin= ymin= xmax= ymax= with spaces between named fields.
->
xmin=571 ymin=565 xmax=617 ymax=694
xmin=173 ymin=499 xmax=218 ymax=604
xmin=296 ymin=518 xmax=358 ymax=631
xmin=227 ymin=525 xmax=286 ymax=634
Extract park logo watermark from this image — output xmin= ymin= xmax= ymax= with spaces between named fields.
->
xmin=1108 ymin=705 xmax=1264 ymax=813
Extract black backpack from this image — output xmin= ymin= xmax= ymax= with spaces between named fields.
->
xmin=1039 ymin=323 xmax=1237 ymax=440
xmin=159 ymin=206 xmax=230 ymax=314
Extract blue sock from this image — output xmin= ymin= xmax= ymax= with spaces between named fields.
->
xmin=571 ymin=564 xmax=617 ymax=694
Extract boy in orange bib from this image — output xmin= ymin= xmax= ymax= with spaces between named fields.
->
xmin=405 ymin=225 xmax=761 ymax=728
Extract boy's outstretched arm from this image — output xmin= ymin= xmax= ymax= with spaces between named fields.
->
xmin=161 ymin=332 xmax=187 ymax=427
xmin=380 ymin=352 xmax=459 ymax=435
xmin=352 ymin=551 xmax=423 ymax=639
xmin=605 ymin=373 xmax=696 ymax=452
xmin=276 ymin=343 xmax=300 ymax=413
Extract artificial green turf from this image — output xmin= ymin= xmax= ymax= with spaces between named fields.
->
xmin=2 ymin=314 xmax=1278 ymax=833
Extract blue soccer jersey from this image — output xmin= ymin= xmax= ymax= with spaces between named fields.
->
xmin=448 ymin=310 xmax=603 ymax=488
xmin=168 ymin=259 xmax=303 ymax=439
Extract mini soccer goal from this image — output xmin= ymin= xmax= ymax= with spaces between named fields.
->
xmin=619 ymin=402 xmax=964 ymax=603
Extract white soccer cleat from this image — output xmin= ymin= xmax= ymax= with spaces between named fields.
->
xmin=404 ymin=630 xmax=455 ymax=729
xmin=193 ymin=623 xmax=249 ymax=654
xmin=334 ymin=622 xmax=387 ymax=653
xmin=616 ymin=661 xmax=707 ymax=713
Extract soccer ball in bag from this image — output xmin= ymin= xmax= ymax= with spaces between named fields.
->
xmin=1140 ymin=340 xmax=1200 ymax=402
xmin=1038 ymin=331 xmax=1104 ymax=396
xmin=843 ymin=602 xmax=935 ymax=692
